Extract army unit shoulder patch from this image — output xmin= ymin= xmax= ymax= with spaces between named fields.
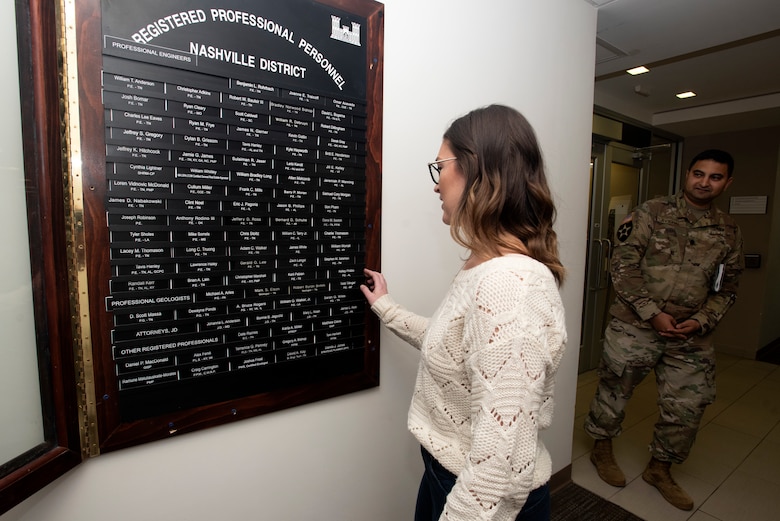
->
xmin=617 ymin=216 xmax=633 ymax=242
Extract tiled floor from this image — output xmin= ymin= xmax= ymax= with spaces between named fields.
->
xmin=571 ymin=353 xmax=780 ymax=521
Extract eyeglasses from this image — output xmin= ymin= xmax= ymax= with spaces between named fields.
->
xmin=427 ymin=157 xmax=457 ymax=184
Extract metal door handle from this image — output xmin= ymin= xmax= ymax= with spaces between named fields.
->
xmin=600 ymin=239 xmax=612 ymax=289
xmin=588 ymin=239 xmax=603 ymax=291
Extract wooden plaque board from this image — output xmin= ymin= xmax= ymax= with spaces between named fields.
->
xmin=72 ymin=0 xmax=383 ymax=452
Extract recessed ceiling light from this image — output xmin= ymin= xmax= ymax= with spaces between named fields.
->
xmin=626 ymin=66 xmax=649 ymax=75
xmin=676 ymin=91 xmax=697 ymax=99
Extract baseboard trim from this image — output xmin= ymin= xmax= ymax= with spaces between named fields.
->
xmin=756 ymin=336 xmax=780 ymax=364
xmin=550 ymin=464 xmax=572 ymax=495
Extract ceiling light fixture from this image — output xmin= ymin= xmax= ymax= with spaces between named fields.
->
xmin=676 ymin=91 xmax=697 ymax=99
xmin=626 ymin=66 xmax=649 ymax=75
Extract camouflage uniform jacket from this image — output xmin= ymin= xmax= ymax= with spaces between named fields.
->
xmin=609 ymin=192 xmax=743 ymax=335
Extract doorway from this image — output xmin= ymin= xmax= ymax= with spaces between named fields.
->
xmin=578 ymin=140 xmax=678 ymax=374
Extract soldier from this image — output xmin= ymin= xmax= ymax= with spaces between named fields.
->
xmin=584 ymin=149 xmax=744 ymax=510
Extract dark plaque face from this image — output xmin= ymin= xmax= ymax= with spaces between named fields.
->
xmin=100 ymin=0 xmax=371 ymax=419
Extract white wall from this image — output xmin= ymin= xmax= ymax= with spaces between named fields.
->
xmin=5 ymin=1 xmax=595 ymax=519
xmin=0 ymin=0 xmax=45 ymax=465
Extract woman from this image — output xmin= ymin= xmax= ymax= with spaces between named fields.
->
xmin=360 ymin=105 xmax=567 ymax=521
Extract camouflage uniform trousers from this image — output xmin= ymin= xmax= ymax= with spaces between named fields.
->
xmin=584 ymin=318 xmax=716 ymax=464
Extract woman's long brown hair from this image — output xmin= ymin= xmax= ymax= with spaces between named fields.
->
xmin=444 ymin=104 xmax=565 ymax=284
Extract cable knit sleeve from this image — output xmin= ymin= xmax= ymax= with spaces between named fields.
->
xmin=370 ymin=294 xmax=429 ymax=350
xmin=441 ymin=266 xmax=566 ymax=521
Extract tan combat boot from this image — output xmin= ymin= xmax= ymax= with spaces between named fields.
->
xmin=642 ymin=457 xmax=694 ymax=511
xmin=590 ymin=439 xmax=626 ymax=487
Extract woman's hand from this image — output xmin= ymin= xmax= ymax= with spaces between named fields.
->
xmin=360 ymin=268 xmax=388 ymax=306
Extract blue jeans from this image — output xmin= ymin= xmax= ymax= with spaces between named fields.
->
xmin=415 ymin=448 xmax=551 ymax=521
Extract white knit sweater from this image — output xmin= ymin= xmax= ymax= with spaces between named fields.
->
xmin=371 ymin=254 xmax=567 ymax=521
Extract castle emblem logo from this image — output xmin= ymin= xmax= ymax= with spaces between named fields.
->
xmin=330 ymin=15 xmax=361 ymax=46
